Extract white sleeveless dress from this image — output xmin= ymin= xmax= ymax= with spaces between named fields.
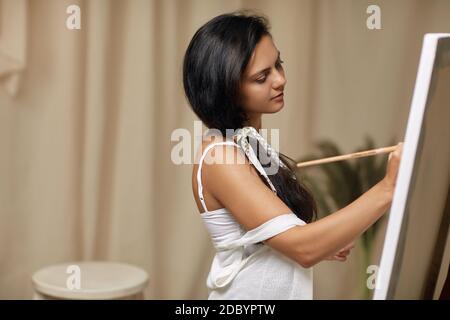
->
xmin=196 ymin=139 xmax=314 ymax=300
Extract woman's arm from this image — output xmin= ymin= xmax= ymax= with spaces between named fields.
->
xmin=203 ymin=142 xmax=402 ymax=268
xmin=263 ymin=180 xmax=392 ymax=267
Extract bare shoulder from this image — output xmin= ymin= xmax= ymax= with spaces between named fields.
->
xmin=192 ymin=134 xmax=251 ymax=213
xmin=196 ymin=134 xmax=256 ymax=182
xmin=196 ymin=139 xmax=291 ymax=230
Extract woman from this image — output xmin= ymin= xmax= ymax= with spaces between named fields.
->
xmin=182 ymin=11 xmax=403 ymax=299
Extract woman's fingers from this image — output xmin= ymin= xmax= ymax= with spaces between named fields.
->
xmin=333 ymin=255 xmax=347 ymax=261
xmin=327 ymin=251 xmax=349 ymax=261
xmin=337 ymin=249 xmax=350 ymax=257
xmin=384 ymin=142 xmax=404 ymax=190
xmin=336 ymin=246 xmax=353 ymax=258
xmin=326 ymin=242 xmax=356 ymax=261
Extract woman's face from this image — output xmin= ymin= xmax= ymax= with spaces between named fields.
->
xmin=239 ymin=35 xmax=287 ymax=117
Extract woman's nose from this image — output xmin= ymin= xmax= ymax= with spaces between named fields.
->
xmin=273 ymin=69 xmax=286 ymax=89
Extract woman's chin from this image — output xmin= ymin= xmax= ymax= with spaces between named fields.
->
xmin=269 ymin=100 xmax=284 ymax=113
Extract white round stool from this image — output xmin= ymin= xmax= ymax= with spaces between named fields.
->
xmin=31 ymin=261 xmax=149 ymax=300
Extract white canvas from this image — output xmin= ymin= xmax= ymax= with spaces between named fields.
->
xmin=373 ymin=33 xmax=450 ymax=300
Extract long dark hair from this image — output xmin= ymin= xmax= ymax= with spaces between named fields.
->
xmin=183 ymin=11 xmax=317 ymax=223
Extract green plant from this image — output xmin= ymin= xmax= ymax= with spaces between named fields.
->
xmin=291 ymin=135 xmax=395 ymax=299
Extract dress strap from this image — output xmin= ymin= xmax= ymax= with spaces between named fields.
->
xmin=197 ymin=141 xmax=240 ymax=213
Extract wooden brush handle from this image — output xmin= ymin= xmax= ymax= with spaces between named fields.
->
xmin=296 ymin=145 xmax=398 ymax=168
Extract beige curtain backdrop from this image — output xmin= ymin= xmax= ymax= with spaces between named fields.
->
xmin=0 ymin=0 xmax=449 ymax=299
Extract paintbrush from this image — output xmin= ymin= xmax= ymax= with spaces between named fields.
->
xmin=296 ymin=145 xmax=398 ymax=168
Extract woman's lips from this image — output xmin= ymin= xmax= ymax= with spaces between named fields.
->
xmin=271 ymin=92 xmax=284 ymax=101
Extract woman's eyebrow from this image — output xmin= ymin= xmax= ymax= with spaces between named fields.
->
xmin=250 ymin=50 xmax=281 ymax=79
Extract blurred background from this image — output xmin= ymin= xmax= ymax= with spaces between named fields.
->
xmin=1 ymin=0 xmax=449 ymax=299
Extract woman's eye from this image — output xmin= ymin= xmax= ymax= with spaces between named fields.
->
xmin=255 ymin=59 xmax=284 ymax=83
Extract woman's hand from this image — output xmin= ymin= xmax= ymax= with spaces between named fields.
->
xmin=382 ymin=142 xmax=404 ymax=193
xmin=325 ymin=241 xmax=355 ymax=262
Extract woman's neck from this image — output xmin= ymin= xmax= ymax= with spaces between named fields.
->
xmin=245 ymin=113 xmax=262 ymax=131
